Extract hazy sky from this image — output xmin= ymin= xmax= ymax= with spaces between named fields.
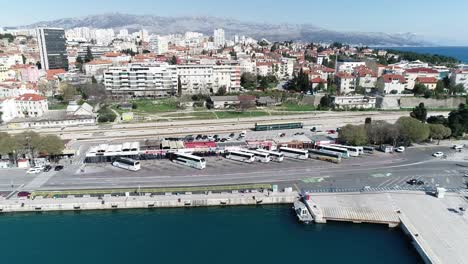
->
xmin=1 ymin=0 xmax=467 ymax=45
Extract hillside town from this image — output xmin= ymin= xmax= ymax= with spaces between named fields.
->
xmin=0 ymin=26 xmax=467 ymax=129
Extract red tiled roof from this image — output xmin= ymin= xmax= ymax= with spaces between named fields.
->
xmin=103 ymin=52 xmax=123 ymax=57
xmin=46 ymin=69 xmax=66 ymax=80
xmin=382 ymin=74 xmax=406 ymax=83
xmin=335 ymin=72 xmax=354 ymax=79
xmin=16 ymin=93 xmax=46 ymax=102
xmin=85 ymin=60 xmax=113 ymax=65
xmin=405 ymin=67 xmax=438 ymax=74
xmin=416 ymin=77 xmax=437 ymax=83
xmin=310 ymin=77 xmax=326 ymax=83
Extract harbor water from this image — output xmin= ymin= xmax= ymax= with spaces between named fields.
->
xmin=0 ymin=205 xmax=422 ymax=264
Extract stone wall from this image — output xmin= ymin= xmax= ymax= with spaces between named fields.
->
xmin=377 ymin=96 xmax=465 ymax=110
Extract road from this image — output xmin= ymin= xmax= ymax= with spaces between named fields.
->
xmin=3 ymin=144 xmax=466 ymax=195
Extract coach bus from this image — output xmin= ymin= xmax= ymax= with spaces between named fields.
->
xmin=279 ymin=147 xmax=309 ymax=160
xmin=226 ymin=150 xmax=255 ymax=163
xmin=317 ymin=145 xmax=350 ymax=158
xmin=112 ymin=158 xmax=141 ymax=171
xmin=170 ymin=153 xmax=206 ymax=169
xmin=240 ymin=149 xmax=271 ymax=163
xmin=330 ymin=144 xmax=363 ymax=157
xmin=308 ymin=149 xmax=342 ymax=163
xmin=256 ymin=149 xmax=284 ymax=162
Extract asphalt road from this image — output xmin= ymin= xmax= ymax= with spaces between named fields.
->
xmin=30 ymin=146 xmax=468 ymax=192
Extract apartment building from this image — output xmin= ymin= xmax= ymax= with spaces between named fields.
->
xmin=450 ymin=69 xmax=468 ymax=91
xmin=335 ymin=72 xmax=356 ymax=95
xmin=104 ymin=63 xmax=178 ymax=97
xmin=177 ymin=64 xmax=241 ymax=94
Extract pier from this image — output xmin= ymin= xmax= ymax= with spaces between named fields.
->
xmin=0 ymin=189 xmax=298 ymax=213
xmin=294 ymin=190 xmax=468 ymax=264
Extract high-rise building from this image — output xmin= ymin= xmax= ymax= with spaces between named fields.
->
xmin=213 ymin=28 xmax=225 ymax=47
xmin=150 ymin=36 xmax=168 ymax=55
xmin=36 ymin=27 xmax=68 ymax=71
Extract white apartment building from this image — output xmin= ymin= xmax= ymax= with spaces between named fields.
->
xmin=336 ymin=60 xmax=366 ymax=73
xmin=278 ymin=58 xmax=294 ymax=79
xmin=335 ymin=72 xmax=356 ymax=95
xmin=0 ymin=84 xmax=38 ymax=99
xmin=239 ymin=59 xmax=256 ymax=74
xmin=214 ymin=28 xmax=225 ymax=47
xmin=15 ymin=93 xmax=49 ymax=118
xmin=0 ymin=98 xmax=17 ymax=122
xmin=177 ymin=64 xmax=241 ymax=94
xmin=377 ymin=74 xmax=407 ymax=94
xmin=104 ymin=63 xmax=178 ymax=97
xmin=150 ymin=36 xmax=168 ymax=55
xmin=404 ymin=67 xmax=439 ymax=90
xmin=333 ymin=96 xmax=376 ymax=110
xmin=450 ymin=69 xmax=468 ymax=91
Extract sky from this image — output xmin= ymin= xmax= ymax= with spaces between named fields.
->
xmin=1 ymin=0 xmax=467 ymax=45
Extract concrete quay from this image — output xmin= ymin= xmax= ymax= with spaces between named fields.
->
xmin=0 ymin=190 xmax=298 ymax=213
xmin=300 ymin=191 xmax=468 ymax=264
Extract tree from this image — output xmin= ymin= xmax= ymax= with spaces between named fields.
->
xmin=241 ymin=72 xmax=257 ymax=90
xmin=427 ymin=115 xmax=448 ymax=126
xmin=434 ymin=80 xmax=445 ymax=97
xmin=0 ymin=132 xmax=17 ymax=158
xmin=413 ymin=83 xmax=428 ymax=96
xmin=338 ymin=124 xmax=368 ymax=146
xmin=60 ymin=83 xmax=77 ymax=102
xmin=448 ymin=84 xmax=465 ymax=96
xmin=97 ymin=106 xmax=117 ymax=123
xmin=319 ymin=94 xmax=334 ymax=110
xmin=429 ymin=124 xmax=451 ymax=144
xmin=85 ymin=46 xmax=94 ymax=63
xmin=168 ymin=55 xmax=178 ymax=65
xmin=410 ymin=103 xmax=427 ymax=122
xmin=216 ymin=86 xmax=227 ymax=96
xmin=397 ymin=117 xmax=430 ymax=144
xmin=177 ymin=76 xmax=182 ymax=96
xmin=447 ymin=104 xmax=468 ymax=137
xmin=355 ymin=86 xmax=366 ymax=95
xmin=76 ymin=56 xmax=84 ymax=72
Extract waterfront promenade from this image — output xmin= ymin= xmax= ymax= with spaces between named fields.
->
xmin=303 ymin=191 xmax=468 ymax=264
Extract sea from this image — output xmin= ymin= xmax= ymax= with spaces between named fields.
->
xmin=0 ymin=205 xmax=422 ymax=264
xmin=381 ymin=46 xmax=468 ymax=63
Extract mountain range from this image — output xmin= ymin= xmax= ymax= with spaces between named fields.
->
xmin=17 ymin=13 xmax=428 ymax=46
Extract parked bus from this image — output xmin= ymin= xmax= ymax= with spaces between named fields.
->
xmin=317 ymin=145 xmax=350 ymax=158
xmin=225 ymin=150 xmax=255 ymax=163
xmin=330 ymin=144 xmax=363 ymax=157
xmin=170 ymin=153 xmax=206 ymax=169
xmin=279 ymin=147 xmax=309 ymax=160
xmin=256 ymin=149 xmax=284 ymax=162
xmin=240 ymin=149 xmax=271 ymax=163
xmin=308 ymin=149 xmax=342 ymax=163
xmin=112 ymin=158 xmax=141 ymax=171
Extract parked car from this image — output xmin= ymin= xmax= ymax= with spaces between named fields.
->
xmin=279 ymin=133 xmax=286 ymax=137
xmin=207 ymin=135 xmax=214 ymax=141
xmin=43 ymin=165 xmax=52 ymax=172
xmin=433 ymin=152 xmax=444 ymax=158
xmin=407 ymin=179 xmax=424 ymax=185
xmin=54 ymin=165 xmax=64 ymax=171
xmin=240 ymin=131 xmax=247 ymax=137
xmin=17 ymin=191 xmax=31 ymax=197
xmin=26 ymin=167 xmax=42 ymax=174
xmin=195 ymin=134 xmax=203 ymax=140
xmin=229 ymin=133 xmax=235 ymax=138
xmin=326 ymin=130 xmax=336 ymax=134
xmin=395 ymin=146 xmax=406 ymax=153
xmin=201 ymin=135 xmax=208 ymax=140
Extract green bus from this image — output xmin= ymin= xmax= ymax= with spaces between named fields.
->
xmin=254 ymin=122 xmax=303 ymax=131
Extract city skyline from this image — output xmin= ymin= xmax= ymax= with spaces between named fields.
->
xmin=1 ymin=0 xmax=468 ymax=45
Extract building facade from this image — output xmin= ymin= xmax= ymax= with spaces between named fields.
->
xmin=37 ymin=28 xmax=69 ymax=71
xmin=104 ymin=63 xmax=178 ymax=97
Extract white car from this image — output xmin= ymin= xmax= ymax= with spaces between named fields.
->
xmin=432 ymin=152 xmax=444 ymax=158
xmin=26 ymin=168 xmax=42 ymax=174
xmin=395 ymin=146 xmax=405 ymax=153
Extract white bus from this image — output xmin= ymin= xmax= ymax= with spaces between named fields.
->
xmin=256 ymin=149 xmax=284 ymax=162
xmin=279 ymin=147 xmax=309 ymax=160
xmin=330 ymin=144 xmax=363 ymax=157
xmin=112 ymin=158 xmax=141 ymax=171
xmin=318 ymin=145 xmax=350 ymax=158
xmin=240 ymin=149 xmax=271 ymax=163
xmin=171 ymin=153 xmax=206 ymax=169
xmin=226 ymin=150 xmax=255 ymax=163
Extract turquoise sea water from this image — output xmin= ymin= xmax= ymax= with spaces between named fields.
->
xmin=384 ymin=46 xmax=468 ymax=63
xmin=0 ymin=206 xmax=422 ymax=264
